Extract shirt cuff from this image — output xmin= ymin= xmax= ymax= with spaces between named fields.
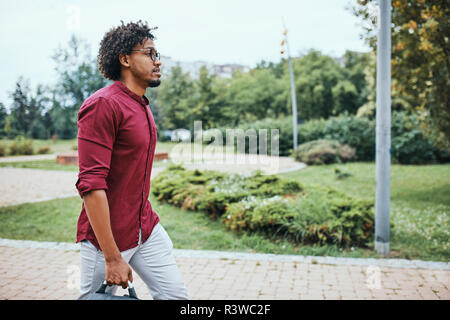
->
xmin=75 ymin=176 xmax=108 ymax=198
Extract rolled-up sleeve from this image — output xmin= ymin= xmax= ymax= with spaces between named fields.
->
xmin=75 ymin=97 xmax=120 ymax=198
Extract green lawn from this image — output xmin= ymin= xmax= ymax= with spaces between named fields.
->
xmin=278 ymin=162 xmax=450 ymax=261
xmin=0 ymin=194 xmax=303 ymax=255
xmin=0 ymin=161 xmax=448 ymax=261
xmin=0 ymin=160 xmax=78 ymax=171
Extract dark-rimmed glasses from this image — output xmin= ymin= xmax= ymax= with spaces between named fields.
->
xmin=131 ymin=48 xmax=160 ymax=61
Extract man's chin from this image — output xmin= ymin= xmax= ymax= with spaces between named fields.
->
xmin=147 ymin=79 xmax=161 ymax=88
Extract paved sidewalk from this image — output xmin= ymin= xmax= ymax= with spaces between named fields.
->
xmin=0 ymin=239 xmax=448 ymax=300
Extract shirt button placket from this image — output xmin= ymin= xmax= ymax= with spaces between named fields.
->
xmin=139 ymin=104 xmax=152 ymax=239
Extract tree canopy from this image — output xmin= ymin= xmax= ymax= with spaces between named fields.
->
xmin=1 ymin=35 xmax=373 ymax=140
xmin=352 ymin=0 xmax=449 ymax=148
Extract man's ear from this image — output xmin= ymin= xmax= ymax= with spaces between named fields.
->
xmin=119 ymin=53 xmax=130 ymax=68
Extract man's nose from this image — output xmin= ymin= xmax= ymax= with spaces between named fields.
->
xmin=154 ymin=59 xmax=162 ymax=66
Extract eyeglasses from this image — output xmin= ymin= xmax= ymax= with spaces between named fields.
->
xmin=131 ymin=48 xmax=161 ymax=61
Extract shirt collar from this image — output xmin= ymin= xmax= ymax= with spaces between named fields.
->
xmin=114 ymin=80 xmax=149 ymax=106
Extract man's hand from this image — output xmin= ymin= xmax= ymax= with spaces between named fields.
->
xmin=105 ymin=256 xmax=133 ymax=289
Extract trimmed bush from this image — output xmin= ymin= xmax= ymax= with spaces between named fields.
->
xmin=0 ymin=144 xmax=6 ymax=157
xmin=293 ymin=139 xmax=356 ymax=165
xmin=9 ymin=136 xmax=34 ymax=155
xmin=224 ymin=186 xmax=375 ymax=247
xmin=152 ymin=165 xmax=302 ymax=218
xmin=301 ymin=146 xmax=338 ymax=165
xmin=152 ymin=165 xmax=377 ymax=247
xmin=37 ymin=146 xmax=51 ymax=154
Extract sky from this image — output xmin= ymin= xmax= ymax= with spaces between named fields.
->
xmin=0 ymin=0 xmax=370 ymax=107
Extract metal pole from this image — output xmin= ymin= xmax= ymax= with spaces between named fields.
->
xmin=375 ymin=0 xmax=391 ymax=256
xmin=282 ymin=20 xmax=298 ymax=152
xmin=287 ymin=52 xmax=298 ymax=152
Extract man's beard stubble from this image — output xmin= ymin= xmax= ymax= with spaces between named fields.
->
xmin=147 ymin=79 xmax=161 ymax=87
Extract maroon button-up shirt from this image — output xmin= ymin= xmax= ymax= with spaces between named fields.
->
xmin=75 ymin=80 xmax=160 ymax=252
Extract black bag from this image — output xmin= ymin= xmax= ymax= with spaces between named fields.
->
xmin=81 ymin=281 xmax=139 ymax=300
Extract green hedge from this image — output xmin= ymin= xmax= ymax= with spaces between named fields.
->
xmin=390 ymin=112 xmax=448 ymax=164
xmin=216 ymin=112 xmax=449 ymax=164
xmin=152 ymin=165 xmax=377 ymax=247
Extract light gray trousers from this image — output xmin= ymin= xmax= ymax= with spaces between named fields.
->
xmin=78 ymin=222 xmax=189 ymax=300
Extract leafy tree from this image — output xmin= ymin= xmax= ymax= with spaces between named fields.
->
xmin=288 ymin=50 xmax=343 ymax=120
xmin=190 ymin=66 xmax=217 ymax=128
xmin=50 ymin=35 xmax=109 ymax=139
xmin=255 ymin=59 xmax=286 ymax=78
xmin=156 ymin=65 xmax=195 ymax=129
xmin=8 ymin=78 xmax=30 ymax=137
xmin=332 ymin=80 xmax=359 ymax=115
xmin=155 ymin=50 xmax=372 ymax=130
xmin=52 ymin=35 xmax=109 ymax=111
xmin=0 ymin=102 xmax=7 ymax=138
xmin=227 ymin=68 xmax=288 ymax=123
xmin=188 ymin=67 xmax=235 ymax=129
xmin=48 ymin=98 xmax=75 ymax=139
xmin=342 ymin=50 xmax=372 ymax=108
xmin=237 ymin=51 xmax=371 ymax=123
xmin=145 ymin=87 xmax=165 ymax=132
xmin=209 ymin=77 xmax=236 ymax=127
xmin=6 ymin=78 xmax=51 ymax=139
xmin=29 ymin=85 xmax=53 ymax=139
xmin=351 ymin=0 xmax=450 ymax=148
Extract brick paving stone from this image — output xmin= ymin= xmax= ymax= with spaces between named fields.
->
xmin=370 ymin=292 xmax=390 ymax=299
xmin=305 ymin=294 xmax=325 ymax=300
xmin=1 ymin=243 xmax=449 ymax=300
xmin=438 ymin=292 xmax=450 ymax=300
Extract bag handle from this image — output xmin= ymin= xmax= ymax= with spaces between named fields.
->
xmin=96 ymin=281 xmax=138 ymax=299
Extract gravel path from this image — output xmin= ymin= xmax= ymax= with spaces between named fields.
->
xmin=178 ymin=155 xmax=305 ymax=175
xmin=0 ymin=168 xmax=78 ymax=207
xmin=0 ymin=154 xmax=56 ymax=163
xmin=0 ymin=167 xmax=165 ymax=207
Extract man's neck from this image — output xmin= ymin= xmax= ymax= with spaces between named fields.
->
xmin=119 ymin=77 xmax=146 ymax=97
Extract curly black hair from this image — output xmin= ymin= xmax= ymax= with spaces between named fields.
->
xmin=98 ymin=20 xmax=157 ymax=80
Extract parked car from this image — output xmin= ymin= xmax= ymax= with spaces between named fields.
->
xmin=171 ymin=129 xmax=191 ymax=142
xmin=160 ymin=130 xmax=173 ymax=142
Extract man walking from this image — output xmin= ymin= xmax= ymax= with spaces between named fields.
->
xmin=75 ymin=20 xmax=188 ymax=300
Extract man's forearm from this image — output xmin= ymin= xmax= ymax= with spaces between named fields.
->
xmin=83 ymin=189 xmax=121 ymax=262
